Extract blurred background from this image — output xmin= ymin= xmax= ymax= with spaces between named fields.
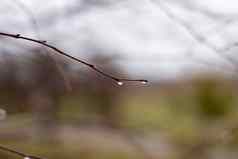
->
xmin=1 ymin=0 xmax=238 ymax=159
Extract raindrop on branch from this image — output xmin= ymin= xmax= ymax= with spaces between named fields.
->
xmin=117 ymin=81 xmax=123 ymax=86
xmin=140 ymin=80 xmax=148 ymax=85
xmin=0 ymin=108 xmax=6 ymax=120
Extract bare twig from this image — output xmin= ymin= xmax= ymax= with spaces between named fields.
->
xmin=0 ymin=145 xmax=45 ymax=159
xmin=0 ymin=32 xmax=148 ymax=85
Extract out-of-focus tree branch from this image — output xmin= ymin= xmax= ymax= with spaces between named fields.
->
xmin=164 ymin=0 xmax=238 ymax=36
xmin=151 ymin=0 xmax=238 ymax=70
xmin=9 ymin=0 xmax=72 ymax=92
xmin=167 ymin=0 xmax=238 ymax=21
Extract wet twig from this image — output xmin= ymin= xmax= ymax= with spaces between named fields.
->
xmin=0 ymin=32 xmax=148 ymax=85
xmin=0 ymin=145 xmax=44 ymax=159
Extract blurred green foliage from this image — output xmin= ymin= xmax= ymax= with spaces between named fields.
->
xmin=1 ymin=54 xmax=238 ymax=159
xmin=195 ymin=79 xmax=234 ymax=120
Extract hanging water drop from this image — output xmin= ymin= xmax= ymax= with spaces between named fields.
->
xmin=0 ymin=108 xmax=6 ymax=121
xmin=117 ymin=81 xmax=123 ymax=86
xmin=24 ymin=157 xmax=31 ymax=159
xmin=141 ymin=80 xmax=148 ymax=85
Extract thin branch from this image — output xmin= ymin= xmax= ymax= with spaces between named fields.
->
xmin=0 ymin=32 xmax=148 ymax=85
xmin=9 ymin=0 xmax=72 ymax=92
xmin=119 ymin=131 xmax=155 ymax=159
xmin=151 ymin=0 xmax=238 ymax=69
xmin=117 ymin=53 xmax=237 ymax=76
xmin=0 ymin=145 xmax=44 ymax=159
xmin=168 ymin=0 xmax=238 ymax=21
xmin=105 ymin=123 xmax=155 ymax=159
xmin=164 ymin=0 xmax=238 ymax=36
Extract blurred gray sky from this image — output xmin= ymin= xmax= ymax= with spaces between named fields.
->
xmin=1 ymin=0 xmax=238 ymax=81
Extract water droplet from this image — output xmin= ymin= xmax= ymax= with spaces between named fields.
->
xmin=0 ymin=108 xmax=6 ymax=120
xmin=24 ymin=157 xmax=31 ymax=159
xmin=117 ymin=81 xmax=123 ymax=86
xmin=141 ymin=80 xmax=148 ymax=85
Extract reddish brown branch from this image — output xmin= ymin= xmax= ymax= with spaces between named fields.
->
xmin=0 ymin=32 xmax=148 ymax=85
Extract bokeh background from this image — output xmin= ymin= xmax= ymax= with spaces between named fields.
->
xmin=1 ymin=0 xmax=238 ymax=159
